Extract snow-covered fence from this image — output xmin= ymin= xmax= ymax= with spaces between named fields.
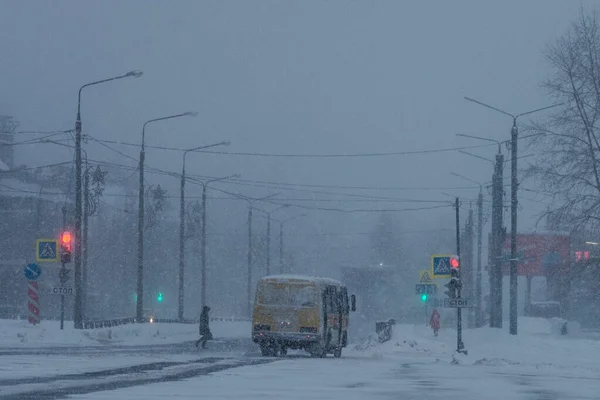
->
xmin=7 ymin=314 xmax=251 ymax=329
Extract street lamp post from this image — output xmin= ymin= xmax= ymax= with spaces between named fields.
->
xmin=178 ymin=141 xmax=230 ymax=321
xmin=244 ymin=194 xmax=278 ymax=317
xmin=137 ymin=111 xmax=197 ymax=323
xmin=74 ymin=70 xmax=142 ymax=329
xmin=264 ymin=205 xmax=290 ymax=276
xmin=193 ymin=174 xmax=240 ymax=309
xmin=277 ymin=214 xmax=306 ymax=274
xmin=464 ymin=96 xmax=562 ymax=335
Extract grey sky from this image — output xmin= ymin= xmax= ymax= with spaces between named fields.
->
xmin=1 ymin=0 xmax=596 ymax=270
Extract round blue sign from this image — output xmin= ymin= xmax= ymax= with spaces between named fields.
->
xmin=24 ymin=263 xmax=41 ymax=281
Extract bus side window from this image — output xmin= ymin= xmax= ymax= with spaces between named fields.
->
xmin=341 ymin=287 xmax=349 ymax=313
xmin=326 ymin=286 xmax=338 ymax=313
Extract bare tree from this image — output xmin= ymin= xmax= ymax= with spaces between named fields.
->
xmin=527 ymin=9 xmax=600 ymax=232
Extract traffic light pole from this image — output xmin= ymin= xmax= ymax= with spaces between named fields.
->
xmin=455 ymin=197 xmax=466 ymax=354
xmin=61 ymin=206 xmax=67 ymax=331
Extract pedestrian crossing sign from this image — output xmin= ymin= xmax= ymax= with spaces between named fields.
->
xmin=430 ymin=254 xmax=452 ymax=278
xmin=36 ymin=239 xmax=59 ymax=262
xmin=419 ymin=270 xmax=433 ymax=283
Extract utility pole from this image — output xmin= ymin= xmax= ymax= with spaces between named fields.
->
xmin=266 ymin=213 xmax=271 ymax=276
xmin=178 ymin=171 xmax=185 ymax=320
xmin=476 ymin=189 xmax=483 ymax=327
xmin=74 ymin=109 xmax=83 ymax=329
xmin=201 ymin=185 xmax=207 ymax=308
xmin=247 ymin=205 xmax=253 ymax=317
xmin=82 ymin=164 xmax=89 ymax=321
xmin=279 ymin=222 xmax=284 ymax=274
xmin=466 ymin=206 xmax=474 ymax=328
xmin=245 ymin=194 xmax=278 ymax=318
xmin=491 ymin=152 xmax=504 ymax=328
xmin=509 ymin=123 xmax=518 ymax=335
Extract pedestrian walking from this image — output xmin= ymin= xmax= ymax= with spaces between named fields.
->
xmin=430 ymin=309 xmax=441 ymax=337
xmin=195 ymin=305 xmax=213 ymax=348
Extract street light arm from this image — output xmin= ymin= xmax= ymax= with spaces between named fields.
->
xmin=246 ymin=193 xmax=280 ymax=208
xmin=183 ymin=141 xmax=231 ymax=172
xmin=464 ymin=97 xmax=515 ymax=119
xmin=78 ymin=71 xmax=143 ymax=118
xmin=280 ymin=213 xmax=307 ymax=225
xmin=456 ymin=133 xmax=501 ymax=146
xmin=457 ymin=150 xmax=495 ymax=164
xmin=206 ymin=173 xmax=241 ymax=186
xmin=515 ymin=103 xmax=563 ymax=120
xmin=450 ymin=172 xmax=483 ymax=191
xmin=142 ymin=111 xmax=198 ymax=149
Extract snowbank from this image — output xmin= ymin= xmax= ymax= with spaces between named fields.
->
xmin=0 ymin=319 xmax=250 ymax=347
xmin=349 ymin=317 xmax=600 ymax=373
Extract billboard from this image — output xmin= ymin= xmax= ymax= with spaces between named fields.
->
xmin=502 ymin=233 xmax=570 ymax=277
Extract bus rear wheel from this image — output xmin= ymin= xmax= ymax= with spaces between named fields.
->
xmin=260 ymin=344 xmax=276 ymax=357
xmin=333 ymin=347 xmax=342 ymax=358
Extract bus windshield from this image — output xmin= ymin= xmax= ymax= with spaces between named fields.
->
xmin=258 ymin=283 xmax=317 ymax=307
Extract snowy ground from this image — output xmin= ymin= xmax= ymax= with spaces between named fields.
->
xmin=73 ymin=318 xmax=600 ymax=399
xmin=2 ymin=317 xmax=600 ymax=399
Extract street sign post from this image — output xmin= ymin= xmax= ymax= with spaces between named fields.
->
xmin=431 ymin=254 xmax=452 ymax=278
xmin=24 ymin=263 xmax=41 ymax=281
xmin=415 ymin=284 xmax=437 ymax=295
xmin=24 ymin=263 xmax=42 ymax=326
xmin=43 ymin=286 xmax=74 ymax=296
xmin=36 ymin=239 xmax=59 ymax=262
xmin=444 ymin=298 xmax=473 ymax=308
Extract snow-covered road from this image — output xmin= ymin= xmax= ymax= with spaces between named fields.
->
xmin=1 ymin=318 xmax=599 ymax=399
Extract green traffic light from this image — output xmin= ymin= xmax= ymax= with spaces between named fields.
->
xmin=421 ymin=293 xmax=428 ymax=302
xmin=157 ymin=292 xmax=163 ymax=302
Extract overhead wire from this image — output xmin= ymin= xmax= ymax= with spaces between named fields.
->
xmin=84 ymin=134 xmax=496 ymax=158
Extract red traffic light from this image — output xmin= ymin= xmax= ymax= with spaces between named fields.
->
xmin=61 ymin=231 xmax=72 ymax=244
xmin=450 ymin=257 xmax=459 ymax=269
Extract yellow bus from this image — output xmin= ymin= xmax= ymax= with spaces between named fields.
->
xmin=252 ymin=274 xmax=356 ymax=358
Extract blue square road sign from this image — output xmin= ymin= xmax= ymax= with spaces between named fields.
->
xmin=36 ymin=239 xmax=59 ymax=262
xmin=431 ymin=254 xmax=451 ymax=278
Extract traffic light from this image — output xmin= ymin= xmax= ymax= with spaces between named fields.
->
xmin=420 ymin=293 xmax=428 ymax=302
xmin=450 ymin=255 xmax=459 ymax=269
xmin=157 ymin=292 xmax=163 ymax=302
xmin=60 ymin=231 xmax=72 ymax=263
xmin=444 ymin=264 xmax=461 ymax=299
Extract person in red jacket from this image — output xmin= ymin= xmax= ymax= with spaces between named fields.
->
xmin=430 ymin=309 xmax=441 ymax=337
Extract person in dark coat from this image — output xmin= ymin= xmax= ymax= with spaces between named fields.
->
xmin=195 ymin=306 xmax=213 ymax=348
